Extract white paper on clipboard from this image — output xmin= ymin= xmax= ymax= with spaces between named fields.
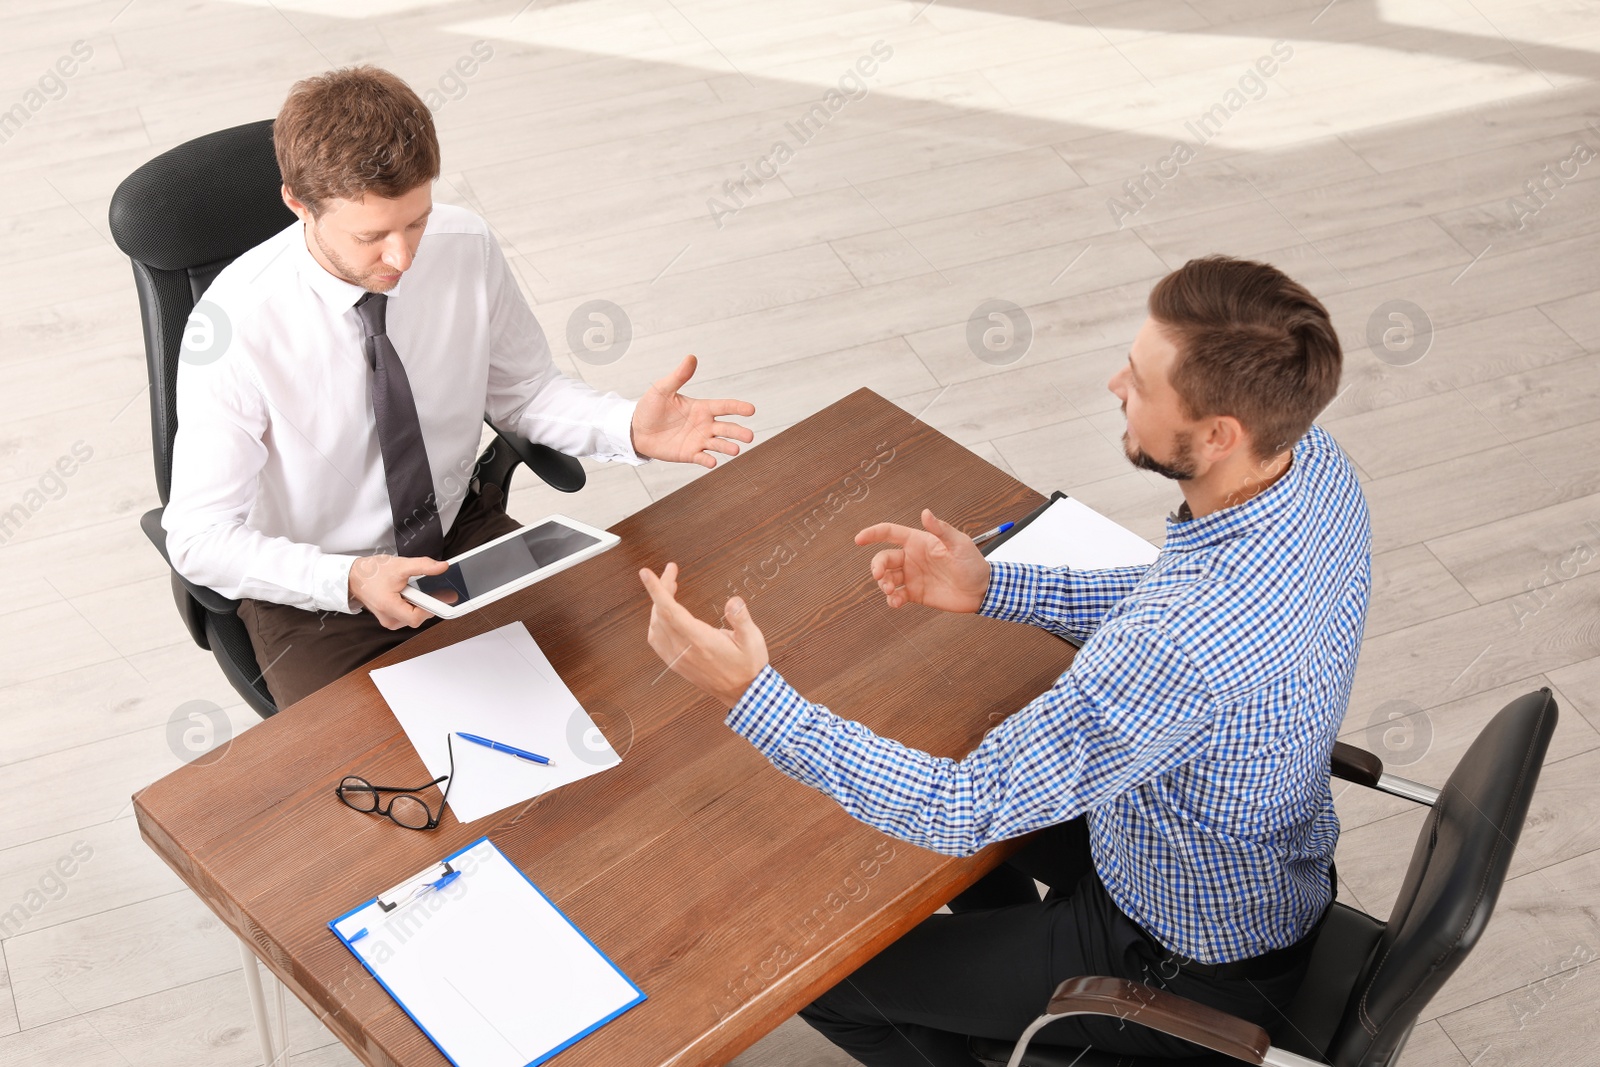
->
xmin=329 ymin=837 xmax=644 ymax=1067
xmin=986 ymin=496 xmax=1159 ymax=570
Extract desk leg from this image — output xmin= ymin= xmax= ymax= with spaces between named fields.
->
xmin=239 ymin=938 xmax=286 ymax=1066
xmin=274 ymin=965 xmax=291 ymax=1064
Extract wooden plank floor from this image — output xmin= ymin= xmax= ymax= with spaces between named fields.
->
xmin=1 ymin=0 xmax=1597 ymax=1063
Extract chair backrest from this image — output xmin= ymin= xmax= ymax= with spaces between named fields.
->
xmin=106 ymin=119 xmax=295 ymax=504
xmin=1327 ymin=688 xmax=1558 ymax=1066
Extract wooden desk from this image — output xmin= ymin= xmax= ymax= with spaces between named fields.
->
xmin=133 ymin=389 xmax=1078 ymax=1066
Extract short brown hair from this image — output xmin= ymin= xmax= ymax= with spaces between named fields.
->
xmin=274 ymin=66 xmax=439 ymax=217
xmin=1148 ymin=255 xmax=1341 ymax=460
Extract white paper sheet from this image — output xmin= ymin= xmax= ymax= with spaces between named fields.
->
xmin=987 ymin=496 xmax=1160 ymax=570
xmin=368 ymin=622 xmax=620 ymax=824
xmin=332 ymin=838 xmax=643 ymax=1067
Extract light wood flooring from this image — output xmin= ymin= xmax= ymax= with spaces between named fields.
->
xmin=1 ymin=0 xmax=1598 ymax=1063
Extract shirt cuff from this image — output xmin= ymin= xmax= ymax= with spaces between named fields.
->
xmin=312 ymin=553 xmax=361 ymax=614
xmin=978 ymin=561 xmax=1046 ymax=624
xmin=725 ymin=664 xmax=810 ymax=755
xmin=600 ymin=398 xmax=648 ymax=465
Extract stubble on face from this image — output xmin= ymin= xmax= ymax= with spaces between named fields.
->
xmin=1122 ymin=424 xmax=1198 ymax=481
xmin=309 ymin=219 xmax=401 ymax=293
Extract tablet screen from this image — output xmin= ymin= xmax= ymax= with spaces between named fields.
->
xmin=414 ymin=521 xmax=601 ymax=607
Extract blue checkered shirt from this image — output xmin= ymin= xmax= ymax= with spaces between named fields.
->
xmin=726 ymin=425 xmax=1371 ymax=963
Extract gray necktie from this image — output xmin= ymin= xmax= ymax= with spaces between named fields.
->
xmin=354 ymin=291 xmax=445 ymax=560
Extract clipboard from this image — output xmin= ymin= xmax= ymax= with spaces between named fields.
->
xmin=979 ymin=491 xmax=1067 ymax=558
xmin=981 ymin=491 xmax=1160 ymax=570
xmin=329 ymin=837 xmax=645 ymax=1067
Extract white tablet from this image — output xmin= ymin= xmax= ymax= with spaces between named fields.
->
xmin=401 ymin=514 xmax=619 ymax=619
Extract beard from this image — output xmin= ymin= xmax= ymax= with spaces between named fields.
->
xmin=1123 ymin=428 xmax=1198 ymax=481
xmin=310 ymin=223 xmax=400 ymax=292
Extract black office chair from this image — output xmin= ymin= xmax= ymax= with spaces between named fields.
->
xmin=970 ymin=688 xmax=1558 ymax=1067
xmin=107 ymin=119 xmax=586 ymax=719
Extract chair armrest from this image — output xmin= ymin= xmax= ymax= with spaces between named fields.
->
xmin=1329 ymin=740 xmax=1440 ymax=807
xmin=140 ymin=507 xmax=242 ymax=617
xmin=1331 ymin=741 xmax=1382 ymax=788
xmin=486 ymin=422 xmax=585 ymax=494
xmin=1039 ymin=976 xmax=1270 ymax=1064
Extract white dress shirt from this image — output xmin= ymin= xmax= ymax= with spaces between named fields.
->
xmin=163 ymin=203 xmax=641 ymax=615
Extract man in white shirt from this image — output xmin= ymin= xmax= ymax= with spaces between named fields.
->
xmin=164 ymin=65 xmax=755 ymax=708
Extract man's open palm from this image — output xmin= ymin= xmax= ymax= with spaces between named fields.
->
xmin=855 ymin=509 xmax=991 ymax=613
xmin=639 ymin=562 xmax=769 ymax=707
xmin=631 ymin=354 xmax=755 ymax=468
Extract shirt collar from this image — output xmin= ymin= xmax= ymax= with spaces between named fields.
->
xmin=1162 ymin=438 xmax=1304 ymax=552
xmin=290 ymin=222 xmax=408 ymax=312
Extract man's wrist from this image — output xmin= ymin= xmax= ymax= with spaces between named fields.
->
xmin=715 ymin=665 xmax=765 ymax=709
xmin=971 ymin=563 xmax=993 ymax=613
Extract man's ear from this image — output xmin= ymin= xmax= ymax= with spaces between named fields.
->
xmin=1200 ymin=414 xmax=1247 ymax=465
xmin=281 ymin=184 xmax=312 ymax=224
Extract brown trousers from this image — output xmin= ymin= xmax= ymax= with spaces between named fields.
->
xmin=238 ymin=482 xmax=524 ymax=710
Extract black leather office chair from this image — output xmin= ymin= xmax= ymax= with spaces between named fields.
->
xmin=107 ymin=119 xmax=585 ymax=719
xmin=970 ymin=688 xmax=1558 ymax=1067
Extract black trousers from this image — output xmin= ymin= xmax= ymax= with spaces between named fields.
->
xmin=799 ymin=818 xmax=1317 ymax=1066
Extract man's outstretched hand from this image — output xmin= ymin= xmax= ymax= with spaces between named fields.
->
xmin=855 ymin=508 xmax=992 ymax=613
xmin=631 ymin=354 xmax=756 ymax=468
xmin=639 ymin=562 xmax=769 ymax=707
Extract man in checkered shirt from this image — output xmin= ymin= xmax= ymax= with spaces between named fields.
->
xmin=639 ymin=255 xmax=1370 ymax=1065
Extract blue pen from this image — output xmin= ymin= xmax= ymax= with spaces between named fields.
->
xmin=455 ymin=731 xmax=555 ymax=765
xmin=972 ymin=520 xmax=1015 ymax=546
xmin=382 ymin=869 xmax=463 ymax=915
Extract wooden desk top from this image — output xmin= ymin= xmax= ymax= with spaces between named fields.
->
xmin=133 ymin=388 xmax=1078 ymax=1066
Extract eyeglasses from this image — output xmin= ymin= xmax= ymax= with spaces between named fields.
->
xmin=337 ymin=734 xmax=454 ymax=830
